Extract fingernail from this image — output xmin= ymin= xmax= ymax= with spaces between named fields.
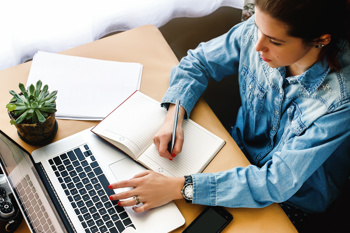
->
xmin=109 ymin=196 xmax=113 ymax=200
xmin=169 ymin=158 xmax=173 ymax=161
xmin=108 ymin=185 xmax=112 ymax=189
xmin=171 ymin=153 xmax=176 ymax=158
xmin=132 ymin=206 xmax=136 ymax=211
xmin=118 ymin=201 xmax=121 ymax=206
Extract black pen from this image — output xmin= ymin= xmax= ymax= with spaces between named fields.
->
xmin=169 ymin=100 xmax=180 ymax=155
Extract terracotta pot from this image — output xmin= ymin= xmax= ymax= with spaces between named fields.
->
xmin=9 ymin=112 xmax=58 ymax=146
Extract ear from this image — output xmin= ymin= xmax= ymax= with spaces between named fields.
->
xmin=314 ymin=34 xmax=332 ymax=47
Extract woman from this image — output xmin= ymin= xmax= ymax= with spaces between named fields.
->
xmin=109 ymin=0 xmax=350 ymax=229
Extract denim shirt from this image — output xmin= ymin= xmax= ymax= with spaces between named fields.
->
xmin=161 ymin=16 xmax=350 ymax=213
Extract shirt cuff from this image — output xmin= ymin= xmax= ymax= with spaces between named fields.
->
xmin=192 ymin=173 xmax=217 ymax=206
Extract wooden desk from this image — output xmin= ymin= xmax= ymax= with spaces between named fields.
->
xmin=0 ymin=25 xmax=297 ymax=233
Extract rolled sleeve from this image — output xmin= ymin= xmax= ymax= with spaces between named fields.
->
xmin=191 ymin=106 xmax=350 ymax=212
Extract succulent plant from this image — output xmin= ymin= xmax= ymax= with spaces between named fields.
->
xmin=6 ymin=80 xmax=57 ymax=125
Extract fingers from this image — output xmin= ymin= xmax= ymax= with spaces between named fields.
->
xmin=132 ymin=203 xmax=151 ymax=213
xmin=118 ymin=196 xmax=141 ymax=206
xmin=153 ymin=131 xmax=173 ymax=160
xmin=108 ymin=179 xmax=137 ymax=190
xmin=171 ymin=128 xmax=184 ymax=157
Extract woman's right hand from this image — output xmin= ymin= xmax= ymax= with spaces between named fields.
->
xmin=153 ymin=103 xmax=185 ymax=160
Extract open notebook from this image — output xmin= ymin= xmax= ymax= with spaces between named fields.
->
xmin=92 ymin=91 xmax=226 ymax=177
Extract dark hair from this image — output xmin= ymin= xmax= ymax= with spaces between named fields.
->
xmin=255 ymin=0 xmax=350 ymax=71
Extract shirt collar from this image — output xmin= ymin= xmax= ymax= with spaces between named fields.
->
xmin=285 ymin=57 xmax=331 ymax=95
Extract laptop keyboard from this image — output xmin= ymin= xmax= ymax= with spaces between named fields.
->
xmin=16 ymin=174 xmax=58 ymax=232
xmin=49 ymin=144 xmax=134 ymax=233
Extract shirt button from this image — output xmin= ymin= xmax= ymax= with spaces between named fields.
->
xmin=275 ymin=111 xmax=279 ymax=115
xmin=249 ymin=85 xmax=252 ymax=89
xmin=279 ymin=90 xmax=283 ymax=94
xmin=269 ymin=68 xmax=274 ymax=73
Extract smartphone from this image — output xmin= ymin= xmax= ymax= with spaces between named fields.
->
xmin=182 ymin=206 xmax=233 ymax=233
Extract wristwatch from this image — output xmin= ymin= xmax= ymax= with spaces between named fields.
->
xmin=181 ymin=175 xmax=193 ymax=203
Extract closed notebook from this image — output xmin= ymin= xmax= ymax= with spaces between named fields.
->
xmin=91 ymin=91 xmax=225 ymax=177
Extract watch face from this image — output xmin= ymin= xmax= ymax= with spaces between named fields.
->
xmin=184 ymin=184 xmax=193 ymax=199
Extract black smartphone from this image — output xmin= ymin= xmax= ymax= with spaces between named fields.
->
xmin=182 ymin=206 xmax=233 ymax=233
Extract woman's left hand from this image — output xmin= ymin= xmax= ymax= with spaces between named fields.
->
xmin=109 ymin=170 xmax=185 ymax=213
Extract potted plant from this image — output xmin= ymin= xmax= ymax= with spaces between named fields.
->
xmin=6 ymin=80 xmax=58 ymax=146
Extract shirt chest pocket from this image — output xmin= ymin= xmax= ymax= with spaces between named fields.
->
xmin=287 ymin=104 xmax=307 ymax=136
xmin=244 ymin=77 xmax=267 ymax=114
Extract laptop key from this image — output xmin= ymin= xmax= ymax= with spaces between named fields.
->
xmin=83 ymin=213 xmax=92 ymax=220
xmin=111 ymin=214 xmax=119 ymax=221
xmin=82 ymin=178 xmax=90 ymax=185
xmin=74 ymin=148 xmax=85 ymax=161
xmin=69 ymin=170 xmax=77 ymax=177
xmin=73 ymin=160 xmax=80 ymax=167
xmin=89 ymin=206 xmax=97 ymax=214
xmin=102 ymin=214 xmax=110 ymax=221
xmin=77 ymin=201 xmax=84 ymax=208
xmin=97 ymin=189 xmax=105 ymax=196
xmin=96 ymin=219 xmax=103 ymax=226
xmin=106 ymin=220 xmax=114 ymax=228
xmin=81 ymin=160 xmax=88 ymax=167
xmin=100 ymin=226 xmax=108 ymax=233
xmin=82 ymin=194 xmax=90 ymax=201
xmin=99 ymin=208 xmax=107 ymax=216
xmin=87 ymin=219 xmax=95 ymax=227
xmin=123 ymin=218 xmax=132 ymax=226
xmin=92 ymin=213 xmax=100 ymax=220
xmin=67 ymin=151 xmax=77 ymax=161
xmin=115 ymin=220 xmax=125 ymax=232
xmin=95 ymin=202 xmax=103 ymax=209
xmin=67 ymin=182 xmax=75 ymax=189
xmin=109 ymin=227 xmax=118 ymax=233
xmin=81 ymin=207 xmax=88 ymax=214
xmin=63 ymin=159 xmax=71 ymax=165
xmin=90 ymin=226 xmax=98 ymax=233
xmin=108 ymin=208 xmax=116 ymax=215
xmin=76 ymin=182 xmax=84 ymax=189
xmin=120 ymin=211 xmax=128 ymax=219
xmin=90 ymin=161 xmax=98 ymax=168
xmin=53 ymin=156 xmax=62 ymax=165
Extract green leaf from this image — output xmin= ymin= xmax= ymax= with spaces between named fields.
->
xmin=35 ymin=109 xmax=46 ymax=123
xmin=31 ymin=102 xmax=39 ymax=108
xmin=42 ymin=91 xmax=58 ymax=102
xmin=10 ymin=92 xmax=25 ymax=104
xmin=9 ymin=90 xmax=17 ymax=97
xmin=35 ymin=80 xmax=42 ymax=97
xmin=28 ymin=84 xmax=35 ymax=96
xmin=39 ymin=107 xmax=57 ymax=113
xmin=18 ymin=83 xmax=28 ymax=98
xmin=44 ymin=96 xmax=57 ymax=105
xmin=6 ymin=103 xmax=16 ymax=111
xmin=13 ymin=109 xmax=26 ymax=116
xmin=15 ymin=110 xmax=29 ymax=124
xmin=10 ymin=119 xmax=16 ymax=125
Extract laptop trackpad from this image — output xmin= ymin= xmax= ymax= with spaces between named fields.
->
xmin=109 ymin=158 xmax=146 ymax=182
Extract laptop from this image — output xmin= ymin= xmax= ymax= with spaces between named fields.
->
xmin=0 ymin=129 xmax=184 ymax=233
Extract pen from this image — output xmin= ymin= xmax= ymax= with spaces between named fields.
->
xmin=169 ymin=100 xmax=180 ymax=155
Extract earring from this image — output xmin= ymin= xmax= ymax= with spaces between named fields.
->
xmin=315 ymin=44 xmax=325 ymax=49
